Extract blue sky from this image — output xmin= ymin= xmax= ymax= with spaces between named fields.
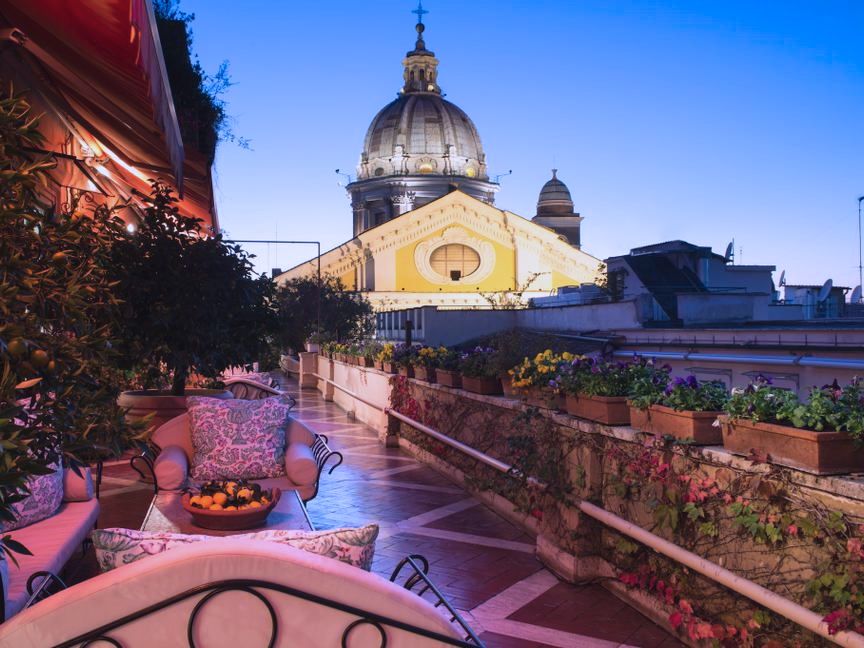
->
xmin=183 ymin=0 xmax=864 ymax=292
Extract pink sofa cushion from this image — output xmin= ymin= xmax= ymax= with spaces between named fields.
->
xmin=187 ymin=396 xmax=292 ymax=481
xmin=284 ymin=443 xmax=317 ymax=485
xmin=92 ymin=523 xmax=378 ymax=573
xmin=62 ymin=467 xmax=94 ymax=502
xmin=153 ymin=446 xmax=188 ymax=490
xmin=0 ymin=464 xmax=63 ymax=533
xmin=5 ymin=498 xmax=99 ymax=618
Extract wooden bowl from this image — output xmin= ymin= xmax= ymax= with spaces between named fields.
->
xmin=181 ymin=488 xmax=281 ymax=531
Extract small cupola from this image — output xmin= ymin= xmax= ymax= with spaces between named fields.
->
xmin=532 ymin=169 xmax=584 ymax=248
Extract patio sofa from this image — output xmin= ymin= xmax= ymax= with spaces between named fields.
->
xmin=151 ymin=412 xmax=342 ymax=503
xmin=0 ymin=540 xmax=472 ymax=647
xmin=2 ymin=467 xmax=99 ymax=622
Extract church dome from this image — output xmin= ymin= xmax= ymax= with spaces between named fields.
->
xmin=358 ymin=94 xmax=487 ymax=181
xmin=536 ymin=169 xmax=575 ymax=217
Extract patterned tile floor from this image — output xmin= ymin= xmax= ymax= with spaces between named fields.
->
xmin=68 ymin=378 xmax=683 ymax=647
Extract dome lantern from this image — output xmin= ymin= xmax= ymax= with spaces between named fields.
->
xmin=532 ymin=170 xmax=584 ymax=248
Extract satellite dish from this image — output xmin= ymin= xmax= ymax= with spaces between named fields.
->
xmin=817 ymin=279 xmax=833 ymax=303
xmin=778 ymin=270 xmax=786 ymax=287
xmin=724 ymin=242 xmax=734 ymax=263
xmin=852 ymin=285 xmax=862 ymax=304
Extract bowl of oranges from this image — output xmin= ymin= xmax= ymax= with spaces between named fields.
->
xmin=181 ymin=479 xmax=280 ymax=530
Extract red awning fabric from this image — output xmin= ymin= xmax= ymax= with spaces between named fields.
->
xmin=0 ymin=0 xmax=218 ymax=230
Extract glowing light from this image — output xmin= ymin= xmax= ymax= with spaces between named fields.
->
xmin=126 ymin=222 xmax=137 ymax=234
xmin=100 ymin=145 xmax=150 ymax=182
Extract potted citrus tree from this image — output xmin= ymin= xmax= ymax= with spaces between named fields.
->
xmin=630 ymin=374 xmax=726 ymax=444
xmin=720 ymin=377 xmax=864 ymax=474
xmin=113 ymin=182 xmax=276 ymax=431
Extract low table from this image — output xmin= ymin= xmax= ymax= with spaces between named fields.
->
xmin=141 ymin=488 xmax=314 ymax=535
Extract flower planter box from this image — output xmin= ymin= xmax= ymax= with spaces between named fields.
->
xmin=629 ymin=404 xmax=722 ymax=444
xmin=414 ymin=366 xmax=437 ymax=383
xmin=359 ymin=357 xmax=374 ymax=368
xmin=436 ymin=369 xmax=462 ymax=389
xmin=374 ymin=359 xmax=384 ymax=371
xmin=397 ymin=365 xmax=415 ymax=378
xmin=565 ymin=393 xmax=630 ymax=425
xmin=382 ymin=361 xmax=398 ymax=374
xmin=523 ymin=387 xmax=564 ymax=411
xmin=461 ymin=375 xmax=502 ymax=395
xmin=718 ymin=416 xmax=864 ymax=475
xmin=336 ymin=353 xmax=348 ymax=363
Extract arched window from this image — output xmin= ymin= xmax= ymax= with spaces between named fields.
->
xmin=430 ymin=244 xmax=481 ymax=281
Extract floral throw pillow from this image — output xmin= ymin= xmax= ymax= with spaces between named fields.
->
xmin=91 ymin=524 xmax=379 ymax=572
xmin=187 ymin=396 xmax=291 ymax=481
xmin=0 ymin=463 xmax=64 ymax=533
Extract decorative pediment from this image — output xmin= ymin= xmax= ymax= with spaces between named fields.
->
xmin=413 ymin=226 xmax=496 ymax=285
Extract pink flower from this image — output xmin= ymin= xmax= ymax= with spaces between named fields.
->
xmin=723 ymin=493 xmax=733 ymax=504
xmin=847 ymin=538 xmax=863 ymax=557
xmin=787 ymin=524 xmax=799 ymax=536
xmin=678 ymin=599 xmax=693 ymax=614
xmin=669 ymin=612 xmax=683 ymax=629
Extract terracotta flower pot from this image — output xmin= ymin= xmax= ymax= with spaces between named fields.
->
xmin=382 ymin=361 xmax=398 ymax=374
xmin=397 ymin=365 xmax=415 ymax=378
xmin=374 ymin=360 xmax=384 ymax=371
xmin=629 ymin=404 xmax=722 ymax=444
xmin=565 ymin=393 xmax=630 ymax=425
xmin=461 ymin=375 xmax=502 ymax=395
xmin=719 ymin=416 xmax=864 ymax=475
xmin=360 ymin=357 xmax=374 ymax=368
xmin=523 ymin=387 xmax=564 ymax=411
xmin=118 ymin=389 xmax=233 ymax=435
xmin=414 ymin=366 xmax=437 ymax=383
xmin=436 ymin=369 xmax=462 ymax=388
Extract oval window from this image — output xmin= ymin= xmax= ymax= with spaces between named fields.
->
xmin=430 ymin=244 xmax=480 ymax=281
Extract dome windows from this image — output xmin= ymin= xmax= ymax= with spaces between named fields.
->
xmin=430 ymin=243 xmax=480 ymax=280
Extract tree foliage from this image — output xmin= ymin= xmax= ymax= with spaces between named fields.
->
xmin=0 ymin=89 xmax=137 ymax=556
xmin=274 ymin=276 xmax=374 ymax=353
xmin=110 ymin=182 xmax=277 ymax=395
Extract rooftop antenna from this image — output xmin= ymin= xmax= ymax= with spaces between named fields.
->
xmin=817 ymin=278 xmax=834 ymax=303
xmin=335 ymin=168 xmax=353 ymax=187
xmin=723 ymin=240 xmax=734 ymax=264
xmin=851 ymin=285 xmax=862 ymax=304
xmin=778 ymin=270 xmax=786 ymax=287
xmin=492 ymin=169 xmax=512 ymax=184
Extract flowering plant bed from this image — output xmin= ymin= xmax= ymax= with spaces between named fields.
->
xmin=719 ymin=416 xmax=864 ymax=475
xmin=522 ymin=387 xmax=565 ymax=410
xmin=565 ymin=393 xmax=630 ymax=425
xmin=436 ymin=369 xmax=462 ymax=388
xmin=630 ymin=375 xmax=726 ymax=443
xmin=461 ymin=375 xmax=502 ymax=395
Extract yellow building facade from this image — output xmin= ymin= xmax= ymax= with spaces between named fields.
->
xmin=276 ymin=190 xmax=600 ymax=311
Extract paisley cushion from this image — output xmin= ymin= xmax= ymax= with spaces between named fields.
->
xmin=91 ymin=524 xmax=378 ymax=572
xmin=187 ymin=396 xmax=292 ymax=481
xmin=0 ymin=464 xmax=64 ymax=532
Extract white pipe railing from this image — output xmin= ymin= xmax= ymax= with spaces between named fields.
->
xmin=308 ymin=368 xmax=864 ymax=646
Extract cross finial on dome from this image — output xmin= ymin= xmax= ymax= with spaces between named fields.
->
xmin=413 ymin=0 xmax=428 ymax=25
xmin=552 ymin=168 xmax=558 ymax=179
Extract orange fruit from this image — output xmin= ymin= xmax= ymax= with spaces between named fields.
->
xmin=212 ymin=492 xmax=228 ymax=506
xmin=237 ymin=488 xmax=252 ymax=500
xmin=209 ymin=504 xmax=223 ymax=511
xmin=189 ymin=495 xmax=202 ymax=507
xmin=198 ymin=495 xmax=213 ymax=508
xmin=6 ymin=338 xmax=27 ymax=358
xmin=248 ymin=501 xmax=262 ymax=509
xmin=30 ymin=349 xmax=49 ymax=368
xmin=225 ymin=506 xmax=237 ymax=511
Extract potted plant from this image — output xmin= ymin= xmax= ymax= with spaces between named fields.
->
xmin=509 ymin=350 xmax=573 ymax=409
xmin=377 ymin=343 xmax=396 ymax=373
xmin=412 ymin=346 xmax=443 ymax=383
xmin=0 ymin=92 xmax=140 ymax=559
xmin=459 ymin=348 xmax=502 ymax=395
xmin=359 ymin=342 xmax=379 ymax=368
xmin=113 ymin=183 xmax=275 ymax=431
xmin=394 ymin=344 xmax=417 ymax=378
xmin=720 ymin=377 xmax=864 ymax=475
xmin=436 ymin=349 xmax=462 ymax=388
xmin=560 ymin=357 xmax=634 ymax=425
xmin=630 ymin=374 xmax=726 ymax=444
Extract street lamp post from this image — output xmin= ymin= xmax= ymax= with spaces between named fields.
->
xmin=226 ymin=239 xmax=322 ymax=342
xmin=858 ymin=197 xmax=864 ymax=303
